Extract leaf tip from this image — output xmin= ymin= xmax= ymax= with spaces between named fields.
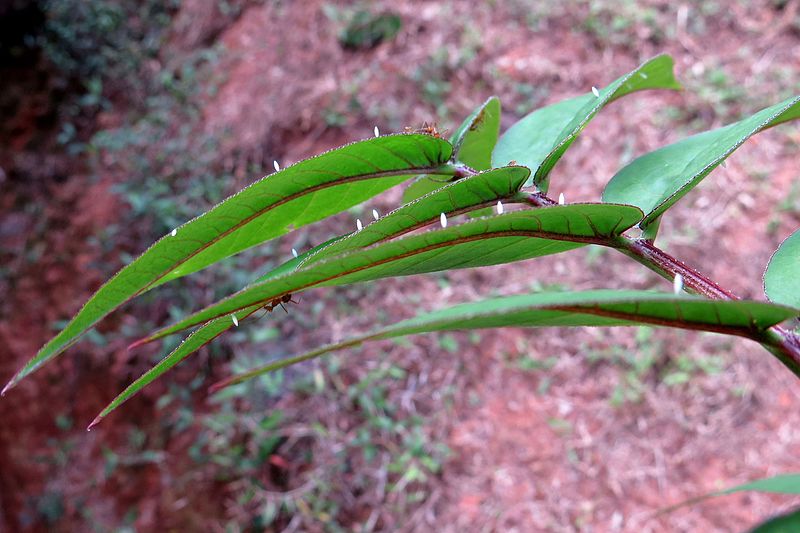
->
xmin=208 ymin=379 xmax=228 ymax=395
xmin=127 ymin=338 xmax=148 ymax=351
xmin=0 ymin=368 xmax=27 ymax=396
xmin=86 ymin=415 xmax=103 ymax=431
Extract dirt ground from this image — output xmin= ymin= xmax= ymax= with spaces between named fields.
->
xmin=3 ymin=0 xmax=800 ymax=531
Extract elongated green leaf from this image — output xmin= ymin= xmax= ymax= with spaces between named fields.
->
xmin=211 ymin=290 xmax=797 ymax=390
xmin=307 ymin=166 xmax=530 ymax=265
xmin=722 ymin=474 xmax=800 ymax=496
xmin=402 ymin=98 xmax=503 ymax=204
xmin=400 ymin=175 xmax=454 ymax=204
xmin=261 ymin=236 xmax=344 ymax=281
xmin=659 ymin=473 xmax=800 ymax=518
xmin=450 ymin=96 xmax=501 ymax=171
xmin=100 ymin=168 xmax=529 ymax=420
xmin=89 ymin=240 xmax=339 ymax=426
xmin=765 ymin=229 xmax=800 ymax=308
xmin=136 ymin=204 xmax=643 ymax=343
xmin=90 ymin=315 xmax=238 ymax=429
xmin=401 ymin=173 xmax=453 ymax=207
xmin=493 ymin=54 xmax=681 ymax=192
xmin=603 ymin=95 xmax=800 ymax=228
xmin=5 ymin=134 xmax=453 ymax=393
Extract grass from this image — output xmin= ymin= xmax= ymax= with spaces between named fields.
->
xmin=583 ymin=327 xmax=729 ymax=406
xmin=196 ymin=353 xmax=451 ymax=529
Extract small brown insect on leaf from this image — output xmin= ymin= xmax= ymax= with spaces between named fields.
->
xmin=403 ymin=122 xmax=447 ymax=138
xmin=468 ymin=109 xmax=486 ymax=131
xmin=256 ymin=293 xmax=298 ymax=318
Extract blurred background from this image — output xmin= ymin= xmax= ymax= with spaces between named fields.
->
xmin=1 ymin=0 xmax=800 ymax=531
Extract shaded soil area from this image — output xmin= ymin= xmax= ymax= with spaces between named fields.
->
xmin=2 ymin=0 xmax=800 ymax=531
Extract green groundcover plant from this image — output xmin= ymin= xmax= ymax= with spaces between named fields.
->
xmin=5 ymin=54 xmax=800 ymax=526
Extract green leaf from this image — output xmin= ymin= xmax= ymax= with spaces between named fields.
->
xmin=260 ymin=236 xmax=343 ymax=281
xmin=722 ymin=474 xmax=800 ymax=495
xmin=93 ymin=168 xmax=532 ymax=423
xmin=137 ymin=204 xmax=643 ymax=343
xmin=307 ymin=166 xmax=531 ymax=265
xmin=492 ymin=54 xmax=681 ymax=192
xmin=658 ymin=473 xmax=800 ymax=519
xmin=210 ymin=290 xmax=797 ymax=390
xmin=764 ymin=229 xmax=800 ymax=308
xmin=5 ymin=134 xmax=453 ymax=393
xmin=450 ymin=96 xmax=501 ymax=171
xmin=603 ymin=95 xmax=800 ymax=229
xmin=400 ymin=175 xmax=453 ymax=204
xmin=89 ymin=240 xmax=336 ymax=427
xmin=402 ymin=97 xmax=502 ymax=205
xmin=90 ymin=315 xmax=237 ymax=429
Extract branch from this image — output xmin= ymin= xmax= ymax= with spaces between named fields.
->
xmin=517 ymin=191 xmax=800 ymax=376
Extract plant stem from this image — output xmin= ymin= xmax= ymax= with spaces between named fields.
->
xmin=761 ymin=329 xmax=800 ymax=377
xmin=619 ymin=238 xmax=800 ymax=377
xmin=518 ymin=190 xmax=800 ymax=376
xmin=614 ymin=238 xmax=737 ymax=300
xmin=443 ymin=162 xmax=477 ymax=179
xmin=518 ymin=191 xmax=557 ymax=207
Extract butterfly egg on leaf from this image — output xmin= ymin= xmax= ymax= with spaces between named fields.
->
xmin=673 ymin=273 xmax=684 ymax=295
